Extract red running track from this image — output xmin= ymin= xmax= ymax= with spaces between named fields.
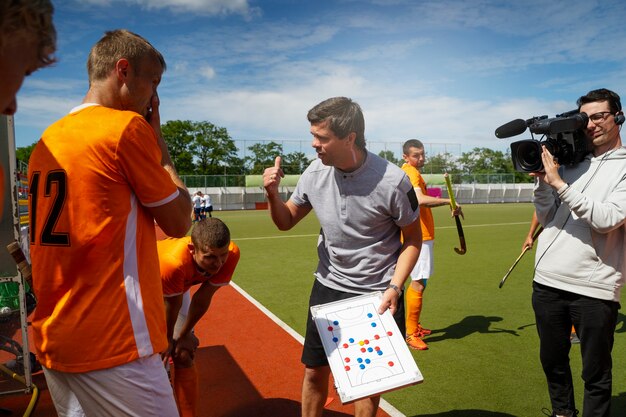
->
xmin=0 ymin=281 xmax=398 ymax=417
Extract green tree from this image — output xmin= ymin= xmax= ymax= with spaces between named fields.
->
xmin=378 ymin=150 xmax=401 ymax=166
xmin=161 ymin=120 xmax=197 ymax=175
xmin=457 ymin=147 xmax=527 ymax=183
xmin=16 ymin=143 xmax=37 ymax=167
xmin=422 ymin=152 xmax=460 ymax=174
xmin=282 ymin=151 xmax=311 ymax=174
xmin=192 ymin=122 xmax=238 ymax=175
xmin=458 ymin=147 xmax=510 ymax=174
xmin=246 ymin=141 xmax=284 ymax=174
xmin=162 ymin=120 xmax=240 ymax=176
xmin=222 ymin=156 xmax=246 ymax=176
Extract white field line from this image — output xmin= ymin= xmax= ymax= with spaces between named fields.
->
xmin=233 ymin=221 xmax=530 ymax=241
xmin=230 ymin=281 xmax=406 ymax=417
xmin=379 ymin=400 xmax=408 ymax=417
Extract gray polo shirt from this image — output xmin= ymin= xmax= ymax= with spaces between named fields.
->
xmin=291 ymin=151 xmax=419 ymax=294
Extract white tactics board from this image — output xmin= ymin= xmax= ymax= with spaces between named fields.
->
xmin=311 ymin=292 xmax=423 ymax=404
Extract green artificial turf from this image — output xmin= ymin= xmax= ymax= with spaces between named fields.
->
xmin=216 ymin=204 xmax=626 ymax=417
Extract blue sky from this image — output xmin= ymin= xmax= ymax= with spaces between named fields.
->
xmin=13 ymin=0 xmax=626 ymax=157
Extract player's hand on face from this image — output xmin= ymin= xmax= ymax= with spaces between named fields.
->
xmin=147 ymin=92 xmax=161 ymax=133
xmin=263 ymin=156 xmax=285 ymax=194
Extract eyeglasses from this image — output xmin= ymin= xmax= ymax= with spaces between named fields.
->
xmin=587 ymin=111 xmax=613 ymax=124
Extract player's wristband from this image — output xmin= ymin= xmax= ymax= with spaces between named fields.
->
xmin=386 ymin=283 xmax=402 ymax=296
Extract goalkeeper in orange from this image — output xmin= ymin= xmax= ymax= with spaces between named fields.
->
xmin=401 ymin=139 xmax=463 ymax=350
xmin=158 ymin=217 xmax=240 ymax=417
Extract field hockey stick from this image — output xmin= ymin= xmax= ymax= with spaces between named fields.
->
xmin=444 ymin=173 xmax=466 ymax=255
xmin=498 ymin=226 xmax=543 ymax=288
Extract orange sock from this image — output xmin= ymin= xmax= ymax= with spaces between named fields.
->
xmin=174 ymin=365 xmax=198 ymax=417
xmin=405 ymin=286 xmax=423 ymax=336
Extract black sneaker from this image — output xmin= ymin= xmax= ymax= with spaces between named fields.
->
xmin=542 ymin=408 xmax=579 ymax=417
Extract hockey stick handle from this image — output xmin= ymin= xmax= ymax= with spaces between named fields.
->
xmin=444 ymin=173 xmax=458 ymax=210
xmin=499 ymin=225 xmax=544 ymax=288
xmin=6 ymin=241 xmax=32 ymax=288
xmin=444 ymin=173 xmax=466 ymax=255
xmin=498 ymin=247 xmax=528 ymax=288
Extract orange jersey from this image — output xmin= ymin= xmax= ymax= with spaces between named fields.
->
xmin=401 ymin=163 xmax=435 ymax=241
xmin=159 ymin=237 xmax=240 ymax=295
xmin=28 ymin=105 xmax=180 ymax=373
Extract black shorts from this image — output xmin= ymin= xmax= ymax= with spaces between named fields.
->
xmin=301 ymin=279 xmax=406 ymax=367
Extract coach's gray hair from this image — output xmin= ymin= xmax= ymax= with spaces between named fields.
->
xmin=307 ymin=97 xmax=366 ymax=149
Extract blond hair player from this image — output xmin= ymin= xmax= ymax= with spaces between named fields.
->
xmin=28 ymin=29 xmax=191 ymax=416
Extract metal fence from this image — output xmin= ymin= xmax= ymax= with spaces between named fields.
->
xmin=458 ymin=173 xmax=516 ymax=184
xmin=181 ymin=172 xmax=518 ymax=187
xmin=232 ymin=139 xmax=462 ymax=161
xmin=183 ymin=175 xmax=245 ymax=188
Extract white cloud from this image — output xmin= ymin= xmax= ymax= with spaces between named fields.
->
xmin=78 ymin=0 xmax=260 ymax=18
xmin=21 ymin=78 xmax=85 ymax=93
xmin=13 ymin=94 xmax=81 ymax=147
xmin=199 ymin=65 xmax=216 ymax=80
xmin=157 ymin=69 xmax=576 ymax=156
xmin=16 ymin=0 xmax=626 ymax=157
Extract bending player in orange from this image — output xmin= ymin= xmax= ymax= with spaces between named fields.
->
xmin=401 ymin=139 xmax=463 ymax=350
xmin=158 ymin=217 xmax=240 ymax=417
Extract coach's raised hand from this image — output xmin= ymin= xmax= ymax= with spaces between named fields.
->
xmin=263 ymin=156 xmax=284 ymax=197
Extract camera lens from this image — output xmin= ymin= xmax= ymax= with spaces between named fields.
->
xmin=510 ymin=140 xmax=543 ymax=172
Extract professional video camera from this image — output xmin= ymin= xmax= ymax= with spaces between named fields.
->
xmin=494 ymin=110 xmax=591 ymax=172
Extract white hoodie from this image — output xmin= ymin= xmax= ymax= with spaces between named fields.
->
xmin=533 ymin=147 xmax=626 ymax=302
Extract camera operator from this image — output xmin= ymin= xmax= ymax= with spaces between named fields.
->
xmin=530 ymin=88 xmax=626 ymax=417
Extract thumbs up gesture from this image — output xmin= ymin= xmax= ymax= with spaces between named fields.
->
xmin=263 ymin=156 xmax=284 ymax=196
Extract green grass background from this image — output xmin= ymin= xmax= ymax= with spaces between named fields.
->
xmin=215 ymin=203 xmax=626 ymax=417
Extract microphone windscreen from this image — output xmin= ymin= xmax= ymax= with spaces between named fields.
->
xmin=495 ymin=119 xmax=527 ymax=138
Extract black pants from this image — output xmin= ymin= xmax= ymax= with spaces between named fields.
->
xmin=532 ymin=282 xmax=619 ymax=417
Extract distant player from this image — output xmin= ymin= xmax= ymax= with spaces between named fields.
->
xmin=192 ymin=191 xmax=203 ymax=221
xmin=202 ymin=192 xmax=213 ymax=218
xmin=401 ymin=139 xmax=462 ymax=350
xmin=158 ymin=217 xmax=240 ymax=417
